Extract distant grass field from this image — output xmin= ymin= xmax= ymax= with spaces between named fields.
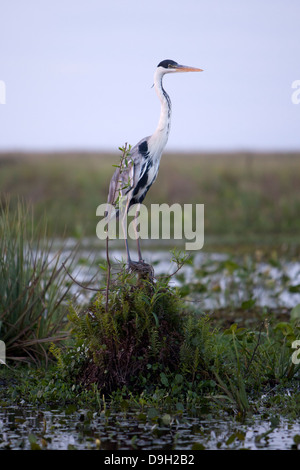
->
xmin=1 ymin=151 xmax=300 ymax=251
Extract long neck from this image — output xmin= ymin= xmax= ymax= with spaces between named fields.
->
xmin=150 ymin=69 xmax=172 ymax=154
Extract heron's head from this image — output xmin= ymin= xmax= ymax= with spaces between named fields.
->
xmin=157 ymin=59 xmax=203 ymax=74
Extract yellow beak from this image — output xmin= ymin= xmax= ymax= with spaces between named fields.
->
xmin=175 ymin=65 xmax=203 ymax=72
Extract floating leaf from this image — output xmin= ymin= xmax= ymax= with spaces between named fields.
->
xmin=223 ymin=260 xmax=240 ymax=274
xmin=293 ymin=434 xmax=300 ymax=446
xmin=192 ymin=443 xmax=206 ymax=450
xmin=28 ymin=434 xmax=41 ymax=450
xmin=226 ymin=431 xmax=245 ymax=446
xmin=137 ymin=412 xmax=147 ymax=423
xmin=226 ymin=433 xmax=237 ymax=445
xmin=148 ymin=408 xmax=158 ymax=419
xmin=241 ymin=298 xmax=256 ymax=310
xmin=288 ymin=284 xmax=300 ymax=293
xmin=161 ymin=414 xmax=171 ymax=426
xmin=176 ymin=402 xmax=184 ymax=412
xmin=270 ymin=416 xmax=280 ymax=428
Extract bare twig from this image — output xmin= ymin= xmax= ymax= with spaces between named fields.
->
xmin=162 ymin=262 xmax=186 ymax=280
xmin=105 ymin=235 xmax=111 ymax=312
xmin=62 ymin=262 xmax=104 ymax=292
xmin=105 ymin=143 xmax=130 ymax=311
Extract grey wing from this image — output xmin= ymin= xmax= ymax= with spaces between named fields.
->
xmin=128 ymin=136 xmax=151 ymax=188
xmin=105 ymin=164 xmax=134 ymax=221
xmin=106 ymin=137 xmax=150 ymax=207
xmin=106 ymin=158 xmax=134 ymax=210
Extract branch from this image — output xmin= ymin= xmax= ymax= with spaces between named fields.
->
xmin=62 ymin=262 xmax=104 ymax=293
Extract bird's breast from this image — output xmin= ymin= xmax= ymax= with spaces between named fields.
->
xmin=148 ymin=131 xmax=169 ymax=158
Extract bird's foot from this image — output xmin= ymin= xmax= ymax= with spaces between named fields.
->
xmin=127 ymin=259 xmax=146 ymax=270
xmin=127 ymin=260 xmax=154 ymax=278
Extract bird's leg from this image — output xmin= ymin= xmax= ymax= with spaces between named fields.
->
xmin=124 ymin=238 xmax=132 ymax=266
xmin=136 ymin=238 xmax=143 ymax=263
xmin=122 ymin=220 xmax=135 ymax=268
xmin=120 ymin=198 xmax=142 ymax=269
xmin=120 ymin=201 xmax=146 ymax=271
xmin=120 ymin=200 xmax=133 ymax=267
xmin=133 ymin=204 xmax=144 ymax=263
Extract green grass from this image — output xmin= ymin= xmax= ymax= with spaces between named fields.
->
xmin=1 ymin=151 xmax=300 ymax=249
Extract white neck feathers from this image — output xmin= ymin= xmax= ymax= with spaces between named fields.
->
xmin=149 ymin=68 xmax=172 ymax=155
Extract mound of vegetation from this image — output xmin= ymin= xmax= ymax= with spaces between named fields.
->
xmin=48 ymin=261 xmax=300 ymax=417
xmin=60 ymin=269 xmax=211 ymax=394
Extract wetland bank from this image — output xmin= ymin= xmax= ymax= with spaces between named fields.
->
xmin=0 ymin=152 xmax=300 ymax=450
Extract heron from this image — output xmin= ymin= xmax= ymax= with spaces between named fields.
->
xmin=106 ymin=59 xmax=203 ymax=268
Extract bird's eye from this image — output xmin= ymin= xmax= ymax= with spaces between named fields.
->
xmin=168 ymin=64 xmax=174 ymax=68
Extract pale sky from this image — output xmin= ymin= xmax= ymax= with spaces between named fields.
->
xmin=0 ymin=0 xmax=299 ymax=152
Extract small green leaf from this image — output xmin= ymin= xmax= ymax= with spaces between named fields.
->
xmin=160 ymin=372 xmax=169 ymax=387
xmin=175 ymin=374 xmax=184 ymax=384
xmin=290 ymin=304 xmax=300 ymax=321
xmin=99 ymin=263 xmax=107 ymax=271
xmin=151 ymin=311 xmax=159 ymax=327
xmin=235 ymin=327 xmax=247 ymax=339
xmin=224 ymin=323 xmax=238 ymax=335
xmin=274 ymin=322 xmax=294 ymax=336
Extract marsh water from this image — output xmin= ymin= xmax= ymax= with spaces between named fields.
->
xmin=1 ymin=238 xmax=300 ymax=450
xmin=0 ymin=402 xmax=299 ymax=450
xmin=58 ymin=238 xmax=300 ymax=313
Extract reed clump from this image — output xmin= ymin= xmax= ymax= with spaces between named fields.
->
xmin=0 ymin=200 xmax=75 ymax=364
